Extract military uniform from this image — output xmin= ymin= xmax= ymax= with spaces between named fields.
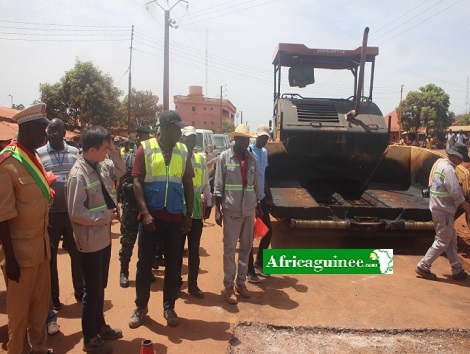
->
xmin=119 ymin=149 xmax=140 ymax=267
xmin=0 ymin=147 xmax=51 ymax=353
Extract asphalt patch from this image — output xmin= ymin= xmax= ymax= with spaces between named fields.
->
xmin=228 ymin=322 xmax=470 ymax=353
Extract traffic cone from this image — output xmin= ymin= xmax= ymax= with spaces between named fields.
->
xmin=140 ymin=339 xmax=155 ymax=354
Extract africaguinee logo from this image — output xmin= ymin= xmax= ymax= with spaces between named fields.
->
xmin=263 ymin=249 xmax=393 ymax=274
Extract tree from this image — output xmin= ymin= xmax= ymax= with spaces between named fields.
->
xmin=398 ymin=84 xmax=453 ymax=134
xmin=120 ymin=89 xmax=162 ymax=131
xmin=457 ymin=113 xmax=470 ymax=126
xmin=11 ymin=103 xmax=25 ymax=110
xmin=222 ymin=121 xmax=235 ymax=134
xmin=40 ymin=60 xmax=123 ymax=128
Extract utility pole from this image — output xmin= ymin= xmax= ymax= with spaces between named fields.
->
xmin=205 ymin=30 xmax=208 ymax=98
xmin=466 ymin=77 xmax=469 ymax=114
xmin=219 ymin=85 xmax=223 ymax=133
xmin=398 ymin=84 xmax=404 ymax=141
xmin=127 ymin=25 xmax=134 ymax=137
xmin=8 ymin=94 xmax=13 ymax=108
xmin=147 ymin=0 xmax=188 ymax=112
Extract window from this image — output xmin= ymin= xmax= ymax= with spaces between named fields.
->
xmin=210 ymin=107 xmax=213 ymax=111
xmin=204 ymin=107 xmax=206 ymax=110
xmin=204 ymin=121 xmax=207 ymax=125
xmin=192 ymin=106 xmax=196 ymax=111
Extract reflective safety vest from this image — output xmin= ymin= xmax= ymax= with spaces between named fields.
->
xmin=192 ymin=153 xmax=206 ymax=219
xmin=142 ymin=138 xmax=188 ymax=214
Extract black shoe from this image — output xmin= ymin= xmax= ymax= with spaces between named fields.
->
xmin=52 ymin=298 xmax=62 ymax=311
xmin=83 ymin=336 xmax=112 ymax=353
xmin=415 ymin=266 xmax=437 ymax=281
xmin=453 ymin=269 xmax=468 ymax=280
xmin=188 ymin=286 xmax=204 ymax=299
xmin=151 ymin=258 xmax=159 ymax=270
xmin=163 ymin=309 xmax=180 ymax=327
xmin=120 ymin=272 xmax=130 ymax=288
xmin=98 ymin=324 xmax=123 ymax=340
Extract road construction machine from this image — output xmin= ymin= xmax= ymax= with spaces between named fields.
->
xmin=266 ymin=28 xmax=470 ymax=234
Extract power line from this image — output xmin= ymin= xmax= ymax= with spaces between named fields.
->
xmin=370 ymin=0 xmax=445 ymax=43
xmin=178 ymin=0 xmax=277 ymax=25
xmin=375 ymin=0 xmax=464 ymax=46
xmin=0 ymin=19 xmax=127 ymax=28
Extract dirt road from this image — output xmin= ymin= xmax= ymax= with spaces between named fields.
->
xmin=2 ymin=213 xmax=470 ymax=353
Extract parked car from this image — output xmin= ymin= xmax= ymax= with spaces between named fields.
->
xmin=212 ymin=133 xmax=231 ymax=155
xmin=195 ymin=129 xmax=216 ymax=161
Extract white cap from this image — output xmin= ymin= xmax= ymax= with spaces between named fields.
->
xmin=11 ymin=103 xmax=50 ymax=125
xmin=256 ymin=124 xmax=270 ymax=137
xmin=182 ymin=126 xmax=197 ymax=136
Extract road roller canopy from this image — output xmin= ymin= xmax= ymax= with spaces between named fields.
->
xmin=272 ymin=43 xmax=379 ymax=70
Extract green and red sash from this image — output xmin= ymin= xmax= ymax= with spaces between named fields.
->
xmin=1 ymin=142 xmax=54 ymax=207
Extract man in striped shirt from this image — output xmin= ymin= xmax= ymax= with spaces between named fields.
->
xmin=37 ymin=118 xmax=84 ymax=309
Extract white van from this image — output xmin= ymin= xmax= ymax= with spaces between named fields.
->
xmin=195 ymin=129 xmax=216 ymax=162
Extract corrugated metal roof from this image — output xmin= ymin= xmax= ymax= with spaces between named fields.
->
xmin=0 ymin=120 xmax=18 ymax=141
xmin=0 ymin=106 xmax=20 ymax=121
xmin=448 ymin=125 xmax=470 ymax=132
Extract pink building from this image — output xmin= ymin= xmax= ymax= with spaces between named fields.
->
xmin=174 ymin=86 xmax=236 ymax=132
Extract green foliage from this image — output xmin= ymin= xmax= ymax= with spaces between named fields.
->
xmin=397 ymin=84 xmax=453 ymax=133
xmin=40 ymin=59 xmax=122 ymax=128
xmin=222 ymin=121 xmax=235 ymax=134
xmin=458 ymin=113 xmax=470 ymax=126
xmin=120 ymin=89 xmax=162 ymax=131
xmin=11 ymin=103 xmax=25 ymax=110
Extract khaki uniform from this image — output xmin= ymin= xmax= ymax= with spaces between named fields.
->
xmin=0 ymin=155 xmax=51 ymax=354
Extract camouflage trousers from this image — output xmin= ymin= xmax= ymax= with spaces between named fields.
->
xmin=119 ymin=197 xmax=140 ymax=263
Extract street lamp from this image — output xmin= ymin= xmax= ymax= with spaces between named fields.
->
xmin=8 ymin=94 xmax=13 ymax=108
xmin=147 ymin=0 xmax=188 ymax=112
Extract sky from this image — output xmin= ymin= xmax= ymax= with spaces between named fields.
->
xmin=1 ymin=0 xmax=469 ymax=130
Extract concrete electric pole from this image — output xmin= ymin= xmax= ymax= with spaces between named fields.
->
xmin=127 ymin=25 xmax=134 ymax=137
xmin=147 ymin=0 xmax=188 ymax=112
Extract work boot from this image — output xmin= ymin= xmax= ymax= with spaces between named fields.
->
xmin=120 ymin=261 xmax=130 ymax=288
xmin=163 ymin=309 xmax=180 ymax=327
xmin=415 ymin=266 xmax=437 ymax=281
xmin=234 ymin=284 xmax=251 ymax=298
xmin=120 ymin=272 xmax=129 ymax=288
xmin=188 ymin=285 xmax=204 ymax=299
xmin=83 ymin=336 xmax=112 ymax=353
xmin=129 ymin=306 xmax=148 ymax=329
xmin=223 ymin=286 xmax=238 ymax=304
xmin=453 ymin=269 xmax=468 ymax=280
xmin=98 ymin=324 xmax=123 ymax=340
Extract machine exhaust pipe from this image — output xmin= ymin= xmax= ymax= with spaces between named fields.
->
xmin=347 ymin=27 xmax=369 ymax=120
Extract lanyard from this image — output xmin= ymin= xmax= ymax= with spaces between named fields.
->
xmin=52 ymin=150 xmax=65 ymax=167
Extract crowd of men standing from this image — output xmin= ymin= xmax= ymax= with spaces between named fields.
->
xmin=0 ymin=104 xmax=273 ymax=354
